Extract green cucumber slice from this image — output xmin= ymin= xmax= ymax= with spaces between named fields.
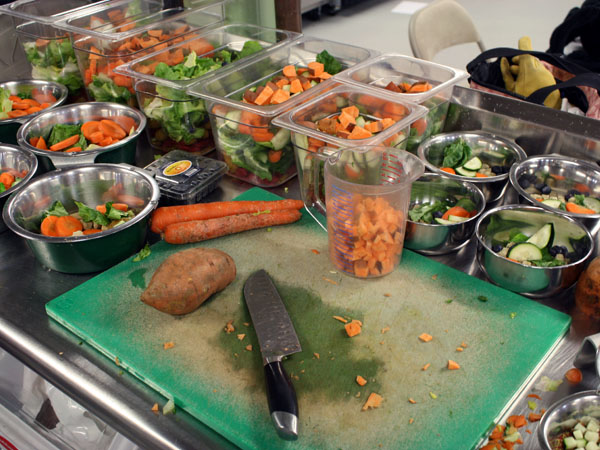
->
xmin=224 ymin=110 xmax=242 ymax=130
xmin=270 ymin=128 xmax=290 ymax=151
xmin=434 ymin=218 xmax=456 ymax=225
xmin=541 ymin=199 xmax=562 ymax=209
xmin=355 ymin=116 xmax=366 ymax=128
xmin=507 ymin=242 xmax=543 ymax=261
xmin=448 ymin=215 xmax=468 ymax=223
xmin=583 ymin=196 xmax=600 ymax=213
xmin=455 ymin=166 xmax=477 ymax=177
xmin=526 ymin=223 xmax=554 ymax=249
xmin=462 ymin=156 xmax=482 ymax=171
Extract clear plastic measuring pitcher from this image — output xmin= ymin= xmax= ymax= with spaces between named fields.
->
xmin=313 ymin=145 xmax=424 ymax=278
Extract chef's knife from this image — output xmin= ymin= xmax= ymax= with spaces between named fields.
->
xmin=243 ymin=269 xmax=302 ymax=440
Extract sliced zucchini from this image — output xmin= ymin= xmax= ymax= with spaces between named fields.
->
xmin=542 ymin=198 xmax=562 ymax=209
xmin=462 ymin=156 xmax=482 ymax=171
xmin=507 ymin=242 xmax=543 ymax=262
xmin=292 ymin=132 xmax=309 ymax=151
xmin=583 ymin=196 xmax=600 ymax=213
xmin=355 ymin=116 xmax=366 ymax=128
xmin=434 ymin=218 xmax=456 ymax=225
xmin=448 ymin=215 xmax=468 ymax=223
xmin=455 ymin=166 xmax=477 ymax=177
xmin=526 ymin=223 xmax=554 ymax=249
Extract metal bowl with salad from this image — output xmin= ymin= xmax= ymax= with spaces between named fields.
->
xmin=404 ymin=173 xmax=485 ymax=255
xmin=475 ymin=204 xmax=594 ymax=297
xmin=418 ymin=131 xmax=526 ymax=203
xmin=510 ymin=155 xmax=600 ymax=233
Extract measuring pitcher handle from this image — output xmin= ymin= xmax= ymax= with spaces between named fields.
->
xmin=574 ymin=333 xmax=600 ymax=373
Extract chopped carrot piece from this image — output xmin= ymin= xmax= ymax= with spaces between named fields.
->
xmin=565 ymin=367 xmax=583 ymax=385
xmin=356 ymin=375 xmax=367 ymax=386
xmin=345 ymin=319 xmax=362 ymax=337
xmin=307 ymin=61 xmax=324 ymax=77
xmin=342 ymin=105 xmax=360 ymax=118
xmin=338 ymin=111 xmax=356 ymax=129
xmin=49 ymin=134 xmax=80 ymax=151
xmin=64 ymin=147 xmax=82 ymax=153
xmin=447 ymin=360 xmax=460 ymax=370
xmin=440 ymin=167 xmax=456 ymax=174
xmin=289 ymin=79 xmax=303 ymax=94
xmin=506 ymin=415 xmax=527 ymax=428
xmin=565 ymin=202 xmax=596 ymax=214
xmin=254 ymin=85 xmax=274 ymax=106
xmin=34 ymin=136 xmax=47 ymax=150
xmin=348 ymin=125 xmax=373 ymax=140
xmin=282 ymin=65 xmax=296 ymax=78
xmin=528 ymin=413 xmax=541 ymax=423
xmin=418 ymin=333 xmax=433 ymax=342
xmin=270 ymin=88 xmax=290 ymax=104
xmin=527 ymin=393 xmax=541 ymax=400
xmin=361 ymin=392 xmax=382 ymax=411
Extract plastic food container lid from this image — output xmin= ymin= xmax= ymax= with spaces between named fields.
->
xmin=143 ymin=150 xmax=227 ymax=203
xmin=186 ymin=36 xmax=378 ymax=119
xmin=272 ymin=84 xmax=428 ymax=148
xmin=336 ymin=53 xmax=468 ymax=104
xmin=0 ymin=0 xmax=111 ymax=24
xmin=53 ymin=0 xmax=224 ymax=42
xmin=114 ymin=23 xmax=301 ymax=90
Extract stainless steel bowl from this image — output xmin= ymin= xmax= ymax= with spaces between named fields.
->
xmin=17 ymin=102 xmax=146 ymax=171
xmin=404 ymin=173 xmax=486 ymax=255
xmin=538 ymin=390 xmax=600 ymax=450
xmin=509 ymin=154 xmax=600 ymax=235
xmin=0 ymin=80 xmax=68 ymax=145
xmin=475 ymin=204 xmax=594 ymax=298
xmin=0 ymin=144 xmax=38 ymax=233
xmin=417 ymin=131 xmax=527 ymax=204
xmin=2 ymin=164 xmax=159 ymax=274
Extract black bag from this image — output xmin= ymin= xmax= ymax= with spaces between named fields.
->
xmin=466 ymin=48 xmax=600 ymax=119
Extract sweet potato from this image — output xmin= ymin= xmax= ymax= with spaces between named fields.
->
xmin=141 ymin=248 xmax=236 ymax=315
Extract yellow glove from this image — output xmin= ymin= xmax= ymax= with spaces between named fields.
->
xmin=500 ymin=36 xmax=561 ymax=109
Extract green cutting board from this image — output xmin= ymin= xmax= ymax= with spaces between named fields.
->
xmin=46 ymin=187 xmax=571 ymax=450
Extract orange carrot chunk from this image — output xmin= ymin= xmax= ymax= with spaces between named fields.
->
xmin=345 ymin=319 xmax=362 ymax=337
xmin=49 ymin=134 xmax=80 ymax=151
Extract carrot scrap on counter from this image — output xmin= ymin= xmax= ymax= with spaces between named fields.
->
xmin=422 ymin=363 xmax=431 ymax=371
xmin=237 ymin=334 xmax=245 ymax=340
xmin=356 ymin=376 xmax=367 ymax=386
xmin=381 ymin=327 xmax=390 ymax=334
xmin=311 ymin=249 xmax=320 ymax=254
xmin=333 ymin=315 xmax=348 ymax=323
xmin=151 ymin=403 xmax=159 ymax=413
xmin=345 ymin=319 xmax=362 ymax=337
xmin=527 ymin=393 xmax=541 ymax=400
xmin=163 ymin=342 xmax=175 ymax=350
xmin=361 ymin=393 xmax=383 ymax=411
xmin=224 ymin=320 xmax=235 ymax=333
xmin=528 ymin=413 xmax=542 ymax=423
xmin=408 ymin=398 xmax=416 ymax=404
xmin=418 ymin=333 xmax=433 ymax=342
xmin=313 ymin=352 xmax=320 ymax=359
xmin=447 ymin=360 xmax=460 ymax=370
xmin=245 ymin=345 xmax=253 ymax=351
xmin=506 ymin=415 xmax=527 ymax=429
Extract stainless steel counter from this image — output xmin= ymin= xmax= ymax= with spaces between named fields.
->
xmin=2 ymin=87 xmax=600 ymax=449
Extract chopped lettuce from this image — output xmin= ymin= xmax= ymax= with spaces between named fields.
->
xmin=23 ymin=41 xmax=83 ymax=92
xmin=132 ymin=243 xmax=151 ymax=262
xmin=238 ymin=40 xmax=263 ymax=59
xmin=0 ymin=88 xmax=13 ymax=119
xmin=48 ymin=124 xmax=83 ymax=148
xmin=74 ymin=201 xmax=110 ymax=226
xmin=143 ymin=94 xmax=207 ymax=145
xmin=88 ymin=73 xmax=133 ymax=104
xmin=42 ymin=201 xmax=69 ymax=219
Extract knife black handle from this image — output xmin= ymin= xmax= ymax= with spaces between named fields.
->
xmin=264 ymin=361 xmax=298 ymax=440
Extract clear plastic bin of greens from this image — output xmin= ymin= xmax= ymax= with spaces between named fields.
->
xmin=114 ymin=24 xmax=300 ymax=155
xmin=336 ymin=54 xmax=467 ymax=154
xmin=186 ymin=37 xmax=377 ymax=187
xmin=3 ymin=0 xmax=151 ymax=100
xmin=53 ymin=0 xmax=226 ymax=107
xmin=272 ymin=84 xmax=427 ymax=220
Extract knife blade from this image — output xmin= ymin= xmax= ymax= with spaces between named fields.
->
xmin=243 ymin=269 xmax=302 ymax=440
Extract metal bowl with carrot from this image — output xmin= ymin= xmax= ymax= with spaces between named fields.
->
xmin=17 ymin=102 xmax=146 ymax=172
xmin=2 ymin=163 xmax=159 ymax=273
xmin=0 ymin=80 xmax=68 ymax=145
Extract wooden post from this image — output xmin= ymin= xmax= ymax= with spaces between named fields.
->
xmin=275 ymin=0 xmax=302 ymax=33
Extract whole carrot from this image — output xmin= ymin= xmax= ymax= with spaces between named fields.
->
xmin=163 ymin=209 xmax=302 ymax=244
xmin=151 ymin=199 xmax=304 ymax=234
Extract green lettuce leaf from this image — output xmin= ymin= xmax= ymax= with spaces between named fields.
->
xmin=0 ymin=88 xmax=13 ymax=119
xmin=48 ymin=124 xmax=82 ymax=147
xmin=42 ymin=201 xmax=69 ymax=219
xmin=316 ymin=50 xmax=342 ymax=75
xmin=74 ymin=201 xmax=110 ymax=226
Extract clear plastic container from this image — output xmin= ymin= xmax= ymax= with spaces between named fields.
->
xmin=272 ymin=84 xmax=427 ymax=224
xmin=336 ymin=54 xmax=468 ymax=154
xmin=143 ymin=150 xmax=228 ymax=204
xmin=1 ymin=0 xmax=113 ymax=100
xmin=115 ymin=24 xmax=300 ymax=155
xmin=186 ymin=37 xmax=378 ymax=187
xmin=53 ymin=0 xmax=225 ymax=106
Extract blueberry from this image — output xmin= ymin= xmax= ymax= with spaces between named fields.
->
xmin=549 ymin=246 xmax=560 ymax=257
xmin=520 ymin=178 xmax=531 ymax=189
xmin=567 ymin=188 xmax=582 ymax=197
xmin=433 ymin=211 xmax=443 ymax=218
xmin=560 ymin=245 xmax=569 ymax=255
xmin=541 ymin=185 xmax=552 ymax=195
xmin=534 ymin=182 xmax=546 ymax=192
xmin=492 ymin=166 xmax=503 ymax=175
xmin=492 ymin=244 xmax=503 ymax=253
